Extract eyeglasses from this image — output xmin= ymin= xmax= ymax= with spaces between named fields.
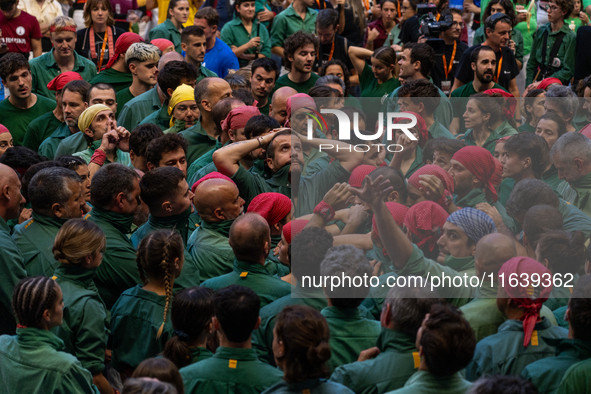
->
xmin=546 ymin=4 xmax=560 ymax=11
xmin=452 ymin=21 xmax=465 ymax=28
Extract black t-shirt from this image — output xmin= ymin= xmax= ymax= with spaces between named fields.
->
xmin=400 ymin=15 xmax=420 ymax=44
xmin=75 ymin=26 xmax=127 ymax=67
xmin=431 ymin=40 xmax=469 ymax=90
xmin=341 ymin=6 xmax=363 ymax=46
xmin=454 ymin=44 xmax=519 ymax=91
xmin=313 ymin=35 xmax=354 ymax=73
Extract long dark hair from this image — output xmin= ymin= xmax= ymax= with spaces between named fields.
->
xmin=483 ymin=0 xmax=517 ymax=26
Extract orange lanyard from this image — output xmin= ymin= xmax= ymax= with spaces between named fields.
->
xmin=97 ymin=31 xmax=108 ymax=71
xmin=89 ymin=27 xmax=113 ymax=73
xmin=318 ymin=39 xmax=335 ymax=62
xmin=494 ymin=52 xmax=503 ymax=83
xmin=442 ymin=41 xmax=456 ymax=79
xmin=363 ymin=0 xmax=370 ymax=10
xmin=397 ymin=1 xmax=401 ymax=17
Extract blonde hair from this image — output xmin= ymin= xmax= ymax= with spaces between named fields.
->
xmin=53 ymin=219 xmax=106 ymax=266
xmin=136 ymin=230 xmax=183 ymax=339
xmin=83 ymin=0 xmax=115 ymax=28
xmin=50 ymin=16 xmax=78 ymax=32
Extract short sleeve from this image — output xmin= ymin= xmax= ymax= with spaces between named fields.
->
xmin=454 ymin=47 xmax=473 ymax=84
xmin=30 ymin=15 xmax=42 ymax=39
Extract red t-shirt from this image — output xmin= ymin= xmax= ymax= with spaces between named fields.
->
xmin=0 ymin=11 xmax=42 ymax=55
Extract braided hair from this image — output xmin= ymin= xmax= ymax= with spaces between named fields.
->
xmin=12 ymin=277 xmax=60 ymax=329
xmin=136 ymin=230 xmax=184 ymax=339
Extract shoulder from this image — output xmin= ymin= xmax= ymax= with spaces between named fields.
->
xmin=29 ymin=52 xmax=49 ymax=66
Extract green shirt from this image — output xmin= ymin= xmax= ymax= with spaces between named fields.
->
xmin=22 ymin=110 xmax=62 ymax=152
xmin=54 ymin=132 xmax=89 ymax=158
xmin=273 ymin=73 xmax=320 ymax=95
xmin=0 ymin=328 xmax=98 ymax=394
xmin=38 ymin=123 xmax=73 ymax=159
xmin=403 ymin=146 xmax=424 ymax=179
xmin=360 ymin=64 xmax=400 ymax=98
xmin=89 ymin=67 xmax=133 ymax=93
xmin=115 ymin=88 xmax=135 ymax=118
xmin=466 ymin=318 xmax=568 ymax=381
xmin=110 ymin=285 xmax=174 ymax=373
xmin=450 ymin=81 xmax=505 ymax=136
xmin=0 ymin=95 xmax=56 ymax=146
xmin=73 ymin=140 xmax=132 ymax=167
xmin=526 ymin=23 xmax=576 ymax=86
xmin=149 ymin=19 xmax=182 ymax=53
xmin=518 ymin=122 xmax=536 ymax=133
xmin=429 ymin=119 xmax=455 ymax=140
xmin=86 ymin=207 xmax=141 ymax=310
xmin=270 ymin=4 xmax=317 ymax=49
xmin=117 ymin=87 xmax=162 ymax=132
xmin=386 ymin=84 xmax=453 ymax=129
xmin=473 ymin=27 xmax=524 ymax=63
xmin=221 ymin=17 xmax=272 ymax=68
xmin=52 ymin=264 xmax=108 ymax=375
xmin=201 ymin=258 xmax=292 ymax=307
xmin=0 ymin=216 xmax=26 ymax=335
xmin=263 ymin=379 xmax=355 ymax=394
xmin=330 ymin=328 xmax=419 ymax=394
xmin=179 ymin=119 xmax=218 ymax=165
xmin=556 ymin=358 xmax=591 ymax=394
xmin=186 ymin=219 xmax=235 ymax=282
xmin=322 ymin=306 xmax=381 ymax=372
xmin=521 ymin=338 xmax=591 ymax=394
xmin=553 ymin=306 xmax=568 ymax=329
xmin=565 ymin=172 xmax=591 ymax=219
xmin=12 ymin=212 xmax=68 ymax=277
xmin=139 ymin=103 xmax=172 ymax=131
xmin=181 ymin=347 xmax=283 ymax=393
xmin=459 ymin=128 xmax=502 ymax=155
xmin=386 ymin=370 xmax=471 ymax=394
xmin=454 ymin=188 xmax=517 ymax=234
xmin=558 ymin=198 xmax=591 ymax=238
xmin=252 ymin=285 xmax=327 ymax=366
xmin=29 ymin=49 xmax=97 ymax=99
xmin=186 ymin=138 xmax=224 ymax=185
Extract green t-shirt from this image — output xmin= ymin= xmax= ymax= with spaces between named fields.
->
xmin=54 ymin=132 xmax=89 ymax=158
xmin=89 ymin=68 xmax=133 ymax=93
xmin=117 ymin=87 xmax=162 ymax=131
xmin=0 ymin=95 xmax=56 ymax=146
xmin=272 ymin=73 xmax=320 ymax=95
xmin=220 ymin=18 xmax=272 ymax=68
xmin=22 ymin=110 xmax=61 ymax=152
xmin=115 ymin=88 xmax=135 ymax=119
xmin=269 ymin=4 xmax=317 ymax=48
xmin=148 ymin=19 xmax=182 ymax=53
xmin=360 ymin=63 xmax=400 ymax=98
xmin=450 ymin=81 xmax=506 ymax=135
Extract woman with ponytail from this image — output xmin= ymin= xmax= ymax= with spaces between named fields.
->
xmin=52 ymin=218 xmax=113 ymax=394
xmin=163 ymin=287 xmax=215 ymax=369
xmin=111 ymin=229 xmax=184 ymax=377
xmin=263 ymin=305 xmax=355 ymax=393
xmin=0 ymin=277 xmax=97 ymax=393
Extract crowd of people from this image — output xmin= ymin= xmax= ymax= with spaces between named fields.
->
xmin=1 ymin=0 xmax=591 ymax=392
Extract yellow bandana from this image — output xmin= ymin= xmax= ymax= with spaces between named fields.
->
xmin=168 ymin=84 xmax=196 ymax=127
xmin=78 ymin=104 xmax=111 ymax=132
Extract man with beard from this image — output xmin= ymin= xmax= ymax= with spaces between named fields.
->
xmin=272 ymin=32 xmax=319 ymax=94
xmin=250 ymin=58 xmax=278 ymax=115
xmin=430 ymin=8 xmax=469 ymax=93
xmin=115 ymin=43 xmax=161 ymax=117
xmin=38 ymin=80 xmax=90 ymax=159
xmin=452 ymin=13 xmax=519 ymax=97
xmin=29 ymin=16 xmax=96 ymax=99
xmin=73 ymin=104 xmax=132 ymax=178
xmin=450 ymin=46 xmax=506 ymax=136
xmin=313 ymin=9 xmax=355 ymax=77
xmin=180 ymin=26 xmax=220 ymax=81
xmin=213 ymin=128 xmax=364 ymax=215
xmin=0 ymin=53 xmax=56 ymax=147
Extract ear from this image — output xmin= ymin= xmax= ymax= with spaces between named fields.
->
xmin=146 ymin=162 xmax=156 ymax=172
xmin=51 ymin=202 xmax=64 ymax=218
xmin=254 ymin=316 xmax=261 ymax=330
xmin=181 ymin=42 xmax=187 ymax=51
xmin=523 ymin=156 xmax=532 ymax=170
xmin=0 ymin=184 xmax=9 ymax=201
xmin=541 ymin=258 xmax=550 ymax=268
xmin=574 ymin=158 xmax=585 ymax=173
xmin=213 ymin=206 xmax=225 ymax=220
xmin=167 ymin=87 xmax=175 ymax=97
xmin=425 ymin=159 xmax=433 ymax=165
xmin=212 ymin=24 xmax=218 ymax=34
xmin=83 ymin=127 xmax=94 ymax=138
xmin=263 ymin=240 xmax=270 ymax=256
xmin=228 ymin=129 xmax=236 ymax=142
xmin=482 ymin=112 xmax=491 ymax=123
xmin=413 ymin=60 xmax=421 ymax=72
xmin=129 ymin=150 xmax=136 ymax=161
xmin=387 ymin=190 xmax=399 ymax=203
xmin=114 ymin=191 xmax=126 ymax=209
xmin=42 ymin=308 xmax=51 ymax=324
xmin=266 ymin=157 xmax=275 ymax=171
xmin=162 ymin=200 xmax=173 ymax=213
xmin=380 ymin=303 xmax=392 ymax=327
xmin=129 ymin=62 xmax=137 ymax=75
xmin=470 ymin=241 xmax=477 ymax=256
xmin=418 ymin=102 xmax=425 ymax=114
xmin=212 ymin=316 xmax=222 ymax=332
xmin=201 ymin=99 xmax=212 ymax=112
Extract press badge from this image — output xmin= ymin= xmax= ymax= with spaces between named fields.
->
xmin=441 ymin=81 xmax=451 ymax=96
xmin=552 ymin=58 xmax=561 ymax=68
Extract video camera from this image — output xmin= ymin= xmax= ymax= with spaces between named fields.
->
xmin=417 ymin=3 xmax=454 ymax=55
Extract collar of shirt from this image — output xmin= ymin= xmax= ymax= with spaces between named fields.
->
xmin=90 ymin=206 xmax=135 ymax=235
xmin=147 ymin=206 xmax=192 ymax=230
xmin=292 ymin=283 xmax=325 ymax=298
xmin=213 ymin=346 xmax=260 ymax=361
xmin=267 ymin=165 xmax=291 ymax=188
xmin=569 ymin=171 xmax=591 ymax=194
xmin=149 ymin=87 xmax=161 ymax=110
xmin=405 ymin=370 xmax=468 ymax=388
xmin=284 ymin=4 xmax=317 ymax=22
xmin=53 ymin=263 xmax=98 ymax=289
xmin=48 ymin=123 xmax=72 ymax=139
xmin=442 ymin=254 xmax=475 ymax=273
xmin=462 ymin=127 xmax=501 ymax=146
xmin=543 ymin=338 xmax=591 ymax=359
xmin=16 ymin=327 xmax=66 ymax=352
xmin=498 ymin=317 xmax=552 ymax=333
xmin=200 ymin=218 xmax=234 ymax=238
xmin=162 ymin=19 xmax=179 ymax=33
xmin=454 ymin=187 xmax=488 ymax=207
xmin=43 ymin=49 xmax=89 ymax=73
xmin=376 ymin=327 xmax=416 ymax=353
xmin=28 ymin=211 xmax=69 ymax=231
xmin=233 ymin=258 xmax=270 ymax=275
xmin=321 ymin=306 xmax=363 ymax=321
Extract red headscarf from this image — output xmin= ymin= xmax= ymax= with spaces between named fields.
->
xmin=498 ymin=257 xmax=553 ymax=347
xmin=0 ymin=124 xmax=9 ymax=134
xmin=221 ymin=106 xmax=261 ymax=134
xmin=150 ymin=38 xmax=174 ymax=53
xmin=452 ymin=146 xmax=498 ymax=202
xmin=247 ymin=192 xmax=292 ymax=227
xmin=408 ymin=164 xmax=455 ymax=195
xmin=103 ymin=32 xmax=144 ymax=70
xmin=348 ymin=165 xmax=377 ymax=188
xmin=404 ymin=201 xmax=448 ymax=252
xmin=191 ymin=171 xmax=235 ymax=193
xmin=491 ymin=158 xmax=503 ymax=187
xmin=537 ymin=77 xmax=562 ymax=90
xmin=47 ymin=72 xmax=83 ymax=92
xmin=285 ymin=93 xmax=317 ymax=127
xmin=391 ymin=111 xmax=428 ymax=148
xmin=580 ymin=123 xmax=591 ymax=140
xmin=283 ymin=219 xmax=309 ymax=244
xmin=372 ymin=202 xmax=409 ymax=238
xmin=483 ymin=88 xmax=517 ymax=119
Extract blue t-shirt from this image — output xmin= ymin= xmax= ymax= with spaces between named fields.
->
xmin=203 ymin=38 xmax=240 ymax=78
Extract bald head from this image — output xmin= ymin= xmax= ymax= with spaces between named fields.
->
xmin=270 ymin=87 xmax=298 ymax=126
xmin=195 ymin=78 xmax=232 ymax=114
xmin=229 ymin=213 xmax=270 ymax=263
xmin=193 ymin=178 xmax=243 ymax=222
xmin=158 ymin=51 xmax=185 ymax=70
xmin=475 ymin=233 xmax=517 ymax=277
xmin=0 ymin=163 xmax=23 ymax=221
